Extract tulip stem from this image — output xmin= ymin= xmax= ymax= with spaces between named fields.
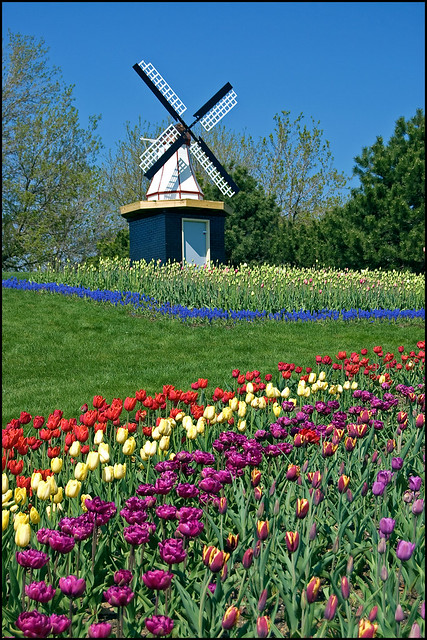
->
xmin=21 ymin=569 xmax=26 ymax=612
xmin=68 ymin=599 xmax=73 ymax=639
xmin=198 ymin=572 xmax=211 ymax=638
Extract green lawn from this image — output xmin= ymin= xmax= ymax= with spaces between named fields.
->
xmin=2 ymin=286 xmax=425 ymax=425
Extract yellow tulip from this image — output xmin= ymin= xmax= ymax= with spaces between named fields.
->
xmin=68 ymin=441 xmax=81 ymax=458
xmin=216 ymin=411 xmax=226 ymax=423
xmin=245 ymin=392 xmax=255 ymax=404
xmin=2 ymin=510 xmax=10 ymax=531
xmin=86 ymin=451 xmax=100 ymax=471
xmin=258 ymin=397 xmax=267 ymax=409
xmin=102 ymin=465 xmax=114 ymax=483
xmin=123 ymin=437 xmax=136 ymax=456
xmin=29 ymin=507 xmax=40 ymax=524
xmin=14 ymin=487 xmax=27 ymax=505
xmin=196 ymin=417 xmax=206 ymax=434
xmin=308 ymin=372 xmax=317 ymax=384
xmin=30 ymin=472 xmax=42 ymax=493
xmin=250 ymin=398 xmax=260 ymax=409
xmin=273 ymin=402 xmax=281 ymax=418
xmin=187 ymin=425 xmax=198 ymax=440
xmin=351 ymin=381 xmax=358 ymax=390
xmin=65 ymin=479 xmax=82 ymax=498
xmin=13 ymin=511 xmax=29 ymax=530
xmin=343 ymin=381 xmax=351 ymax=390
xmin=265 ymin=383 xmax=280 ymax=398
xmin=311 ymin=383 xmax=319 ymax=393
xmin=80 ymin=494 xmax=92 ymax=512
xmin=74 ymin=462 xmax=89 ymax=482
xmin=98 ymin=443 xmax=110 ymax=463
xmin=203 ymin=406 xmax=216 ymax=421
xmin=246 ymin=382 xmax=254 ymax=394
xmin=229 ymin=397 xmax=239 ymax=411
xmin=159 ymin=436 xmax=170 ymax=451
xmin=182 ymin=416 xmax=194 ymax=431
xmin=237 ymin=420 xmax=246 ymax=433
xmin=116 ymin=427 xmax=128 ymax=444
xmin=2 ymin=473 xmax=9 ymax=494
xmin=1 ymin=489 xmax=13 ymax=504
xmin=51 ymin=457 xmax=63 ymax=474
xmin=52 ymin=487 xmax=63 ymax=503
xmin=15 ymin=522 xmax=31 ymax=547
xmin=46 ymin=503 xmax=63 ymax=519
xmin=94 ymin=429 xmax=104 ymax=445
xmin=304 ymin=388 xmax=311 ymax=398
xmin=37 ymin=480 xmax=52 ymax=501
xmin=47 ymin=475 xmax=58 ymax=496
xmin=158 ymin=418 xmax=172 ymax=435
xmin=113 ymin=463 xmax=126 ymax=480
xmin=281 ymin=387 xmax=291 ymax=398
xmin=152 ymin=426 xmax=163 ymax=440
xmin=237 ymin=401 xmax=247 ymax=417
xmin=174 ymin=411 xmax=185 ymax=422
xmin=318 ymin=371 xmax=326 ymax=381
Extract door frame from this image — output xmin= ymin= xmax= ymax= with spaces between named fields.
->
xmin=181 ymin=218 xmax=211 ymax=266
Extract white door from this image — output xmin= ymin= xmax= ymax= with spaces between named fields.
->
xmin=182 ymin=219 xmax=209 ymax=266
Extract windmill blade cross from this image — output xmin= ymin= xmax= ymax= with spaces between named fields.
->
xmin=144 ymin=134 xmax=187 ymax=180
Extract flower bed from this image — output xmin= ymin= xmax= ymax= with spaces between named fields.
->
xmin=2 ymin=277 xmax=425 ymax=324
xmin=2 ymin=342 xmax=425 ymax=638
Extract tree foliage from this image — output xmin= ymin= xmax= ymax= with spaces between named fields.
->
xmin=2 ymin=31 xmax=105 ymax=270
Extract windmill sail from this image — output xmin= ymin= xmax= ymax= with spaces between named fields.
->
xmin=190 ymin=138 xmax=238 ymax=197
xmin=133 ymin=59 xmax=239 ymax=197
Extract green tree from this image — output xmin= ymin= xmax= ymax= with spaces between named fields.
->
xmin=324 ymin=109 xmax=425 ymax=272
xmin=199 ymin=166 xmax=281 ymax=265
xmin=2 ymin=31 xmax=106 ymax=270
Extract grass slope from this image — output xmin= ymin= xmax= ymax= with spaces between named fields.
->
xmin=2 ymin=287 xmax=425 ymax=425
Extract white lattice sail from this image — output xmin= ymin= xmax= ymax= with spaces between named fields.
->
xmin=199 ymin=89 xmax=237 ymax=131
xmin=139 ymin=125 xmax=181 ymax=173
xmin=137 ymin=60 xmax=187 ymax=116
xmin=190 ymin=143 xmax=236 ymax=197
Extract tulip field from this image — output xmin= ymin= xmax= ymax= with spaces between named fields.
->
xmin=2 ymin=261 xmax=425 ymax=638
xmin=19 ymin=258 xmax=425 ymax=322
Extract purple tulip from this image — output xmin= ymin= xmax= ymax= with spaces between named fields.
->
xmin=59 ymin=575 xmax=86 ymax=598
xmin=242 ymin=548 xmax=254 ymax=569
xmin=36 ymin=528 xmax=56 ymax=546
xmin=85 ymin=497 xmax=116 ymax=515
xmin=372 ymin=481 xmax=386 ymax=496
xmin=324 ymin=594 xmax=338 ymax=620
xmin=120 ymin=507 xmax=148 ymax=525
xmin=16 ymin=549 xmax=49 ymax=570
xmin=395 ymin=604 xmax=405 ymax=622
xmin=123 ymin=524 xmax=150 ymax=546
xmin=257 ymin=588 xmax=268 ymax=612
xmin=48 ymin=531 xmax=75 ymax=554
xmin=88 ymin=622 xmax=112 ymax=638
xmin=408 ymin=476 xmax=422 ymax=492
xmin=175 ymin=483 xmax=200 ymax=499
xmin=155 ymin=504 xmax=177 ymax=520
xmin=176 ymin=507 xmax=203 ymax=522
xmin=391 ymin=457 xmax=404 ymax=470
xmin=114 ymin=570 xmax=133 ymax=586
xmin=412 ymin=499 xmax=424 ymax=515
xmin=193 ymin=450 xmax=215 ymax=465
xmin=103 ymin=585 xmax=134 ymax=607
xmin=409 ymin=622 xmax=421 ymax=638
xmin=25 ymin=581 xmax=56 ymax=603
xmin=145 ymin=615 xmax=174 ymax=636
xmin=376 ymin=470 xmax=393 ymax=485
xmin=159 ymin=538 xmax=187 ymax=565
xmin=71 ymin=521 xmax=94 ymax=541
xmin=16 ymin=610 xmax=52 ymax=638
xmin=176 ymin=519 xmax=204 ymax=538
xmin=136 ymin=483 xmax=156 ymax=496
xmin=379 ymin=517 xmax=396 ymax=539
xmin=396 ymin=540 xmax=416 ymax=561
xmin=420 ymin=601 xmax=425 ymax=620
xmin=49 ymin=614 xmax=71 ymax=635
xmin=199 ymin=477 xmax=222 ymax=494
xmin=142 ymin=570 xmax=173 ymax=591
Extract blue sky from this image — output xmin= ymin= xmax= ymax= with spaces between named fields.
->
xmin=2 ymin=2 xmax=425 ymax=188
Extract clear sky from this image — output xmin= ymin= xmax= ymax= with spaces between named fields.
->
xmin=2 ymin=1 xmax=425 ymax=187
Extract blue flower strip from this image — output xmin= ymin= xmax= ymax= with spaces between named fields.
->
xmin=2 ymin=277 xmax=425 ymax=323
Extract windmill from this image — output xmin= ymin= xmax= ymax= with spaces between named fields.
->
xmin=133 ymin=59 xmax=239 ymax=200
